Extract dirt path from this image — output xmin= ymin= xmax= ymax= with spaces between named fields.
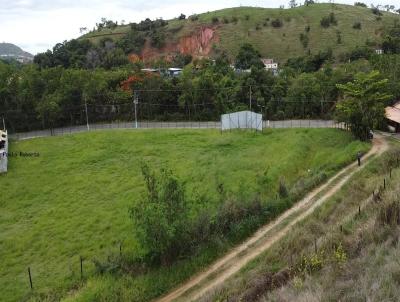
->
xmin=156 ymin=135 xmax=388 ymax=302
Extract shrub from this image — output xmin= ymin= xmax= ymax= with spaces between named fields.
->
xmin=371 ymin=7 xmax=382 ymax=15
xmin=212 ymin=16 xmax=219 ymax=24
xmin=320 ymin=16 xmax=331 ymax=28
xmin=255 ymin=23 xmax=261 ymax=30
xmin=353 ymin=22 xmax=362 ymax=29
xmin=231 ymin=16 xmax=238 ymax=23
xmin=278 ymin=178 xmax=289 ymax=198
xmin=245 ymin=15 xmax=250 ymax=21
xmin=178 ymin=13 xmax=186 ymax=20
xmin=329 ymin=12 xmax=338 ymax=25
xmin=305 ymin=25 xmax=311 ymax=32
xmin=320 ymin=13 xmax=337 ymax=28
xmin=222 ymin=17 xmax=229 ymax=24
xmin=189 ymin=14 xmax=199 ymax=22
xmin=300 ymin=33 xmax=309 ymax=48
xmin=129 ymin=163 xmax=190 ymax=265
xmin=377 ymin=200 xmax=400 ymax=226
xmin=271 ymin=18 xmax=283 ymax=28
xmin=354 ymin=2 xmax=367 ymax=7
xmin=336 ymin=30 xmax=342 ymax=44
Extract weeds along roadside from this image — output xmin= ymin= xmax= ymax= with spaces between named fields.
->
xmin=203 ymin=139 xmax=400 ymax=302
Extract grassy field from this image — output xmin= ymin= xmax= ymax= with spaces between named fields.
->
xmin=204 ymin=139 xmax=400 ymax=302
xmin=0 ymin=129 xmax=369 ymax=301
xmin=84 ymin=4 xmax=400 ymax=62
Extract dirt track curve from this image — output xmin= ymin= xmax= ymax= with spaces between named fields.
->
xmin=156 ymin=135 xmax=388 ymax=302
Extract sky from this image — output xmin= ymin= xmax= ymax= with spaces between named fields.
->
xmin=0 ymin=0 xmax=386 ymax=55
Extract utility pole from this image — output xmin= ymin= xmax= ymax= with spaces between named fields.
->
xmin=2 ymin=117 xmax=5 ymax=131
xmin=249 ymin=85 xmax=252 ymax=111
xmin=84 ymin=97 xmax=90 ymax=131
xmin=134 ymin=91 xmax=139 ymax=129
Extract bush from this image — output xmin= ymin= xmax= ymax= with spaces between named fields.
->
xmin=222 ymin=17 xmax=229 ymax=24
xmin=353 ymin=22 xmax=362 ymax=29
xmin=278 ymin=178 xmax=289 ymax=198
xmin=371 ymin=7 xmax=382 ymax=16
xmin=245 ymin=15 xmax=250 ymax=21
xmin=354 ymin=2 xmax=367 ymax=7
xmin=336 ymin=30 xmax=342 ymax=44
xmin=212 ymin=16 xmax=219 ymax=24
xmin=271 ymin=18 xmax=283 ymax=28
xmin=189 ymin=14 xmax=199 ymax=22
xmin=129 ymin=164 xmax=190 ymax=265
xmin=320 ymin=13 xmax=337 ymax=28
xmin=231 ymin=16 xmax=238 ymax=23
xmin=300 ymin=33 xmax=309 ymax=48
xmin=320 ymin=16 xmax=331 ymax=28
xmin=305 ymin=25 xmax=311 ymax=32
xmin=178 ymin=13 xmax=186 ymax=20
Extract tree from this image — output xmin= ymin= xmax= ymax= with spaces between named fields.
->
xmin=335 ymin=71 xmax=392 ymax=140
xmin=235 ymin=43 xmax=264 ymax=70
xmin=289 ymin=0 xmax=298 ymax=8
xmin=304 ymin=0 xmax=315 ymax=6
xmin=178 ymin=13 xmax=186 ymax=20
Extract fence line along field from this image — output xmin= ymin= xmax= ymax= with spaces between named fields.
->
xmin=0 ymin=128 xmax=369 ymax=302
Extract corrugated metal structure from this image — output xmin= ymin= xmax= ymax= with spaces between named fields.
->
xmin=221 ymin=111 xmax=263 ymax=131
xmin=0 ymin=130 xmax=8 ymax=173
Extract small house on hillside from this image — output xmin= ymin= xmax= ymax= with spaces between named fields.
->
xmin=385 ymin=101 xmax=400 ymax=132
xmin=261 ymin=58 xmax=279 ymax=75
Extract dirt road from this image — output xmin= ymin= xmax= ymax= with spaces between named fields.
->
xmin=156 ymin=135 xmax=388 ymax=302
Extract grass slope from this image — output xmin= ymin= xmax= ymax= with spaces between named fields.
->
xmin=84 ymin=4 xmax=399 ymax=62
xmin=0 ymin=129 xmax=368 ymax=301
xmin=204 ymin=139 xmax=400 ymax=302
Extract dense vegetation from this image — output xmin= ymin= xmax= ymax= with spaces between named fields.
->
xmin=0 ymin=129 xmax=369 ymax=301
xmin=1 ymin=5 xmax=400 ymax=136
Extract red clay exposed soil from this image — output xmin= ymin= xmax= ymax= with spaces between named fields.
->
xmin=140 ymin=26 xmax=219 ymax=62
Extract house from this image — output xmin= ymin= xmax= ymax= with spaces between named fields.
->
xmin=375 ymin=49 xmax=384 ymax=55
xmin=261 ymin=58 xmax=279 ymax=75
xmin=385 ymin=101 xmax=400 ymax=132
xmin=0 ymin=130 xmax=6 ymax=149
xmin=167 ymin=68 xmax=183 ymax=77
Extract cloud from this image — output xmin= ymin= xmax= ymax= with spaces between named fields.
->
xmin=0 ymin=0 xmax=379 ymax=55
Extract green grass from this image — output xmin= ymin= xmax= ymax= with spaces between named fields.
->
xmin=83 ymin=4 xmax=400 ymax=62
xmin=206 ymin=140 xmax=400 ymax=302
xmin=0 ymin=129 xmax=369 ymax=302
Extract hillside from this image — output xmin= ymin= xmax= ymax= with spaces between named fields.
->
xmin=83 ymin=4 xmax=400 ymax=62
xmin=204 ymin=139 xmax=400 ymax=302
xmin=0 ymin=43 xmax=33 ymax=63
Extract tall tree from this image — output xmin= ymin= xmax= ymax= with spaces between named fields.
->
xmin=335 ymin=71 xmax=392 ymax=140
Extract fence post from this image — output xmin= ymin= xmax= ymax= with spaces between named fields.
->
xmin=384 ymin=178 xmax=386 ymax=189
xmin=28 ymin=267 xmax=33 ymax=290
xmin=80 ymin=256 xmax=83 ymax=279
xmin=314 ymin=238 xmax=317 ymax=253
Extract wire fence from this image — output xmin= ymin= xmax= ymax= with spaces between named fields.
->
xmin=8 ymin=119 xmax=346 ymax=140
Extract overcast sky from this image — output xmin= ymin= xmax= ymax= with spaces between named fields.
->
xmin=0 ymin=0 xmax=387 ymax=54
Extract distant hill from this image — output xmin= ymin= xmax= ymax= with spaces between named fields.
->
xmin=0 ymin=43 xmax=33 ymax=63
xmin=82 ymin=3 xmax=399 ymax=62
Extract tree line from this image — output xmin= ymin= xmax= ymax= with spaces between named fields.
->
xmin=1 ymin=18 xmax=400 ymax=137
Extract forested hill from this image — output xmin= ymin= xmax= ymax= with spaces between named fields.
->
xmin=81 ymin=3 xmax=399 ymax=62
xmin=0 ymin=43 xmax=33 ymax=62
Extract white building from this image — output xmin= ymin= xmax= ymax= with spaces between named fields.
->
xmin=261 ymin=59 xmax=279 ymax=75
